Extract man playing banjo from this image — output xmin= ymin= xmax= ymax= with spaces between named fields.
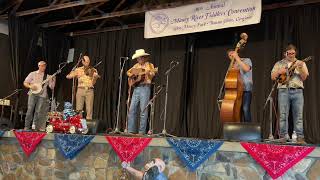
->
xmin=23 ymin=60 xmax=56 ymax=131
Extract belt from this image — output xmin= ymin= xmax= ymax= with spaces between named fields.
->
xmin=288 ymin=87 xmax=303 ymax=90
xmin=136 ymin=84 xmax=151 ymax=87
xmin=78 ymin=87 xmax=94 ymax=90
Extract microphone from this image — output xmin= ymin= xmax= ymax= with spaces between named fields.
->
xmin=121 ymin=57 xmax=129 ymax=60
xmin=170 ymin=61 xmax=180 ymax=66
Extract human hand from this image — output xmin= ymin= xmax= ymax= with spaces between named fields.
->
xmin=30 ymin=84 xmax=38 ymax=91
xmin=278 ymin=67 xmax=287 ymax=75
xmin=121 ymin=162 xmax=130 ymax=169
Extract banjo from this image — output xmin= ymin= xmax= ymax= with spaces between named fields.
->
xmin=29 ymin=63 xmax=66 ymax=95
xmin=29 ymin=71 xmax=59 ymax=95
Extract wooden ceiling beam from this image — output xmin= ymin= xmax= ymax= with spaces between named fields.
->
xmin=40 ymin=0 xmax=212 ymax=28
xmin=263 ymin=0 xmax=320 ymax=10
xmin=0 ymin=0 xmax=20 ymax=15
xmin=68 ymin=23 xmax=144 ymax=36
xmin=76 ymin=2 xmax=106 ymax=19
xmin=15 ymin=0 xmax=108 ymax=17
xmin=41 ymin=0 xmax=320 ymax=28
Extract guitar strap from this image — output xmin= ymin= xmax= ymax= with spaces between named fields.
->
xmin=42 ymin=73 xmax=47 ymax=87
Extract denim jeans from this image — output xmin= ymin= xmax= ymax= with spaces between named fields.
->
xmin=25 ymin=94 xmax=48 ymax=129
xmin=278 ymin=88 xmax=304 ymax=137
xmin=128 ymin=85 xmax=151 ymax=134
xmin=242 ymin=91 xmax=252 ymax=122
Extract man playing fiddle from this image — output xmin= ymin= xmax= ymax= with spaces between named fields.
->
xmin=66 ymin=55 xmax=100 ymax=120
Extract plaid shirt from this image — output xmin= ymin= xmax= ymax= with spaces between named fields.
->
xmin=127 ymin=62 xmax=155 ymax=84
xmin=271 ymin=58 xmax=307 ymax=89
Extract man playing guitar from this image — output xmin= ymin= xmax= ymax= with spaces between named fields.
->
xmin=127 ymin=49 xmax=157 ymax=135
xmin=23 ymin=60 xmax=55 ymax=130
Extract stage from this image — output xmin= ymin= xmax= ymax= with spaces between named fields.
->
xmin=0 ymin=131 xmax=319 ymax=180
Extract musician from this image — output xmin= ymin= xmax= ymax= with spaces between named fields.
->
xmin=66 ymin=55 xmax=99 ymax=120
xmin=121 ymin=158 xmax=167 ymax=180
xmin=23 ymin=61 xmax=55 ymax=130
xmin=227 ymin=50 xmax=253 ymax=122
xmin=271 ymin=44 xmax=309 ymax=143
xmin=127 ymin=49 xmax=156 ymax=134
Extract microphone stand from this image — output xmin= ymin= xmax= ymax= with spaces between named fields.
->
xmin=110 ymin=57 xmax=129 ymax=134
xmin=71 ymin=53 xmax=83 ymax=107
xmin=0 ymin=89 xmax=23 ymax=125
xmin=142 ymin=85 xmax=164 ymax=135
xmin=155 ymin=61 xmax=178 ymax=137
xmin=263 ymin=81 xmax=279 ymax=142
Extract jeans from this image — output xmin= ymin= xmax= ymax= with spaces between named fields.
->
xmin=278 ymin=88 xmax=304 ymax=137
xmin=127 ymin=85 xmax=151 ymax=134
xmin=25 ymin=94 xmax=48 ymax=130
xmin=242 ymin=91 xmax=252 ymax=122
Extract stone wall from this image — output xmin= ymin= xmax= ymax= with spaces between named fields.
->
xmin=0 ymin=137 xmax=319 ymax=180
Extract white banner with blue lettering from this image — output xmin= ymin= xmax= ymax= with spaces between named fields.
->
xmin=144 ymin=0 xmax=261 ymax=38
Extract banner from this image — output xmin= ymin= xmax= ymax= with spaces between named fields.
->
xmin=145 ymin=0 xmax=261 ymax=38
xmin=106 ymin=136 xmax=152 ymax=162
xmin=167 ymin=138 xmax=223 ymax=171
xmin=241 ymin=142 xmax=315 ymax=179
xmin=54 ymin=134 xmax=94 ymax=160
xmin=14 ymin=131 xmax=46 ymax=156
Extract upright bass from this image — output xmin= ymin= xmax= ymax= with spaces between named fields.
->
xmin=219 ymin=33 xmax=248 ymax=122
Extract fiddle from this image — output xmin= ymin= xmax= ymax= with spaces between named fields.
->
xmin=84 ymin=66 xmax=100 ymax=79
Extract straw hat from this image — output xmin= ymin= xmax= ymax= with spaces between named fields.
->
xmin=132 ymin=49 xmax=150 ymax=59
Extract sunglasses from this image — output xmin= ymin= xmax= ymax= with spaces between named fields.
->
xmin=287 ymin=52 xmax=296 ymax=55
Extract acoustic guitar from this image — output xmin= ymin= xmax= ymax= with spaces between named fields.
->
xmin=128 ymin=67 xmax=158 ymax=87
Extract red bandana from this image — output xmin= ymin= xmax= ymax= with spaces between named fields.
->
xmin=105 ymin=136 xmax=152 ymax=162
xmin=14 ymin=131 xmax=46 ymax=156
xmin=241 ymin=142 xmax=315 ymax=179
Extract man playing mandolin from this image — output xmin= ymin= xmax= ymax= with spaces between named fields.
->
xmin=271 ymin=44 xmax=309 ymax=143
xmin=66 ymin=55 xmax=100 ymax=120
xmin=24 ymin=60 xmax=56 ymax=130
xmin=227 ymin=49 xmax=253 ymax=122
xmin=126 ymin=49 xmax=157 ymax=135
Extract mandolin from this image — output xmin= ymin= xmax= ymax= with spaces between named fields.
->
xmin=276 ymin=56 xmax=312 ymax=85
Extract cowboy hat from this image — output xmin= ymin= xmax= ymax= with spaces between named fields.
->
xmin=132 ymin=49 xmax=150 ymax=59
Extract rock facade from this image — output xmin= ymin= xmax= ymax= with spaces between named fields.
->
xmin=0 ymin=137 xmax=319 ymax=180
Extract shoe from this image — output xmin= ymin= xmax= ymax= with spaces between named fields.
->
xmin=292 ymin=131 xmax=297 ymax=143
xmin=297 ymin=137 xmax=306 ymax=144
xmin=279 ymin=134 xmax=290 ymax=143
xmin=38 ymin=128 xmax=46 ymax=132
